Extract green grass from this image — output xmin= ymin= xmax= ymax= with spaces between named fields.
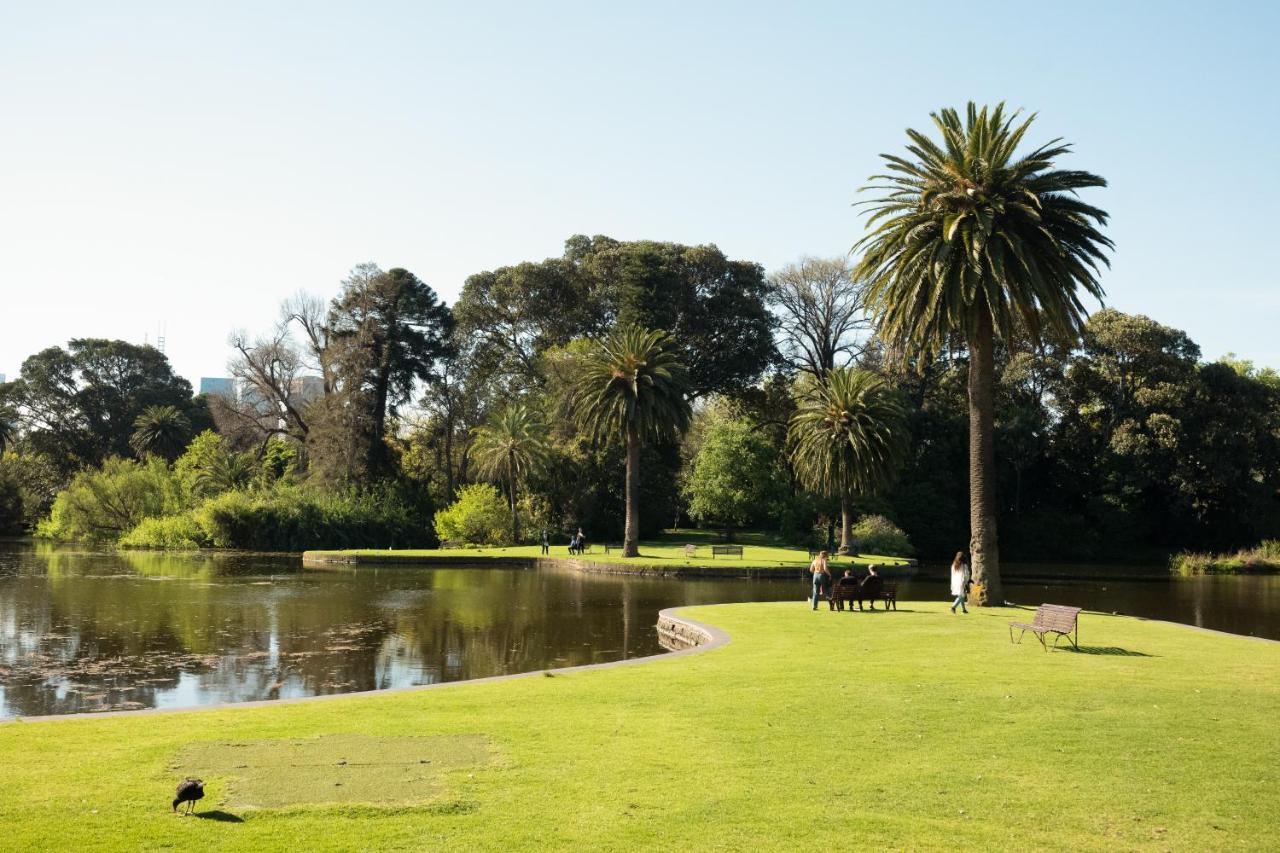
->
xmin=307 ymin=530 xmax=912 ymax=572
xmin=1 ymin=601 xmax=1277 ymax=850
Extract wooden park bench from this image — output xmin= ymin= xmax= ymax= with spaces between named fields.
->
xmin=828 ymin=579 xmax=897 ymax=611
xmin=710 ymin=544 xmax=743 ymax=558
xmin=601 ymin=543 xmax=623 ymax=554
xmin=439 ymin=539 xmax=461 ymax=550
xmin=1009 ymin=604 xmax=1081 ymax=651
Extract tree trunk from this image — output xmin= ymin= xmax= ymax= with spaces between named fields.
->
xmin=839 ymin=493 xmax=854 ymax=554
xmin=968 ymin=311 xmax=1002 ymax=605
xmin=508 ymin=453 xmax=520 ymax=544
xmin=623 ymin=423 xmax=640 ymax=558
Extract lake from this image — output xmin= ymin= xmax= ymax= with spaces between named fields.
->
xmin=1 ymin=542 xmax=1277 ymax=718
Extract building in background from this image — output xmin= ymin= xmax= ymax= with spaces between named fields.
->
xmin=0 ymin=373 xmax=6 ymax=384
xmin=290 ymin=376 xmax=324 ymax=405
xmin=199 ymin=377 xmax=236 ymax=400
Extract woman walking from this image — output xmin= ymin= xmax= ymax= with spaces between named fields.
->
xmin=809 ymin=550 xmax=832 ymax=611
xmin=949 ymin=551 xmax=971 ymax=614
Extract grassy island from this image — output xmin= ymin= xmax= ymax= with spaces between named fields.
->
xmin=303 ymin=531 xmax=915 ymax=577
xmin=1 ymin=602 xmax=1277 ymax=851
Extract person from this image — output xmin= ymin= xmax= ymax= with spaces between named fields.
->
xmin=540 ymin=528 xmax=550 ymax=556
xmin=575 ymin=528 xmax=587 ymax=555
xmin=809 ymin=550 xmax=832 ymax=611
xmin=949 ymin=551 xmax=971 ymax=614
xmin=831 ymin=568 xmax=859 ymax=611
xmin=858 ymin=564 xmax=884 ymax=611
xmin=568 ymin=531 xmax=579 ymax=556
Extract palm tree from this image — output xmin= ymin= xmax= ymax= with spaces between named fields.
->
xmin=129 ymin=405 xmax=191 ymax=461
xmin=854 ymin=103 xmax=1112 ymax=604
xmin=788 ymin=368 xmax=909 ymax=552
xmin=470 ymin=403 xmax=550 ymax=544
xmin=192 ymin=450 xmax=255 ymax=496
xmin=573 ymin=326 xmax=691 ymax=557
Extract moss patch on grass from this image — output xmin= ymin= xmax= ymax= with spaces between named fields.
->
xmin=171 ymin=734 xmax=490 ymax=809
xmin=1 ymin=602 xmax=1277 ymax=851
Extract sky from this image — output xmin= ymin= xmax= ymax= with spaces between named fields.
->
xmin=2 ymin=1 xmax=1278 ymax=386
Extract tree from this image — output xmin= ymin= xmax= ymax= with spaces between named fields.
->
xmin=129 ymin=405 xmax=191 ymax=461
xmin=683 ymin=416 xmax=785 ymax=530
xmin=573 ymin=326 xmax=691 ymax=557
xmin=319 ymin=264 xmax=454 ymax=481
xmin=433 ymin=482 xmax=511 ymax=545
xmin=788 ymin=368 xmax=909 ymax=552
xmin=855 ymin=103 xmax=1112 ymax=603
xmin=767 ymin=257 xmax=871 ymax=378
xmin=3 ymin=340 xmax=197 ymax=474
xmin=469 ymin=403 xmax=551 ymax=543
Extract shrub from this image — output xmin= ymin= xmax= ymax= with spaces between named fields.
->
xmin=120 ymin=513 xmax=209 ymax=549
xmin=38 ymin=457 xmax=180 ymax=542
xmin=852 ymin=514 xmax=915 ymax=557
xmin=434 ymin=483 xmax=510 ymax=546
xmin=1170 ymin=541 xmax=1280 ymax=575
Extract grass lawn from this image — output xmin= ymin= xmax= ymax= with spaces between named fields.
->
xmin=307 ymin=529 xmax=913 ymax=572
xmin=1 ymin=602 xmax=1277 ymax=851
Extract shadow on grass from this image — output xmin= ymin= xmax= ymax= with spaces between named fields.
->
xmin=191 ymin=810 xmax=244 ymax=823
xmin=1065 ymin=645 xmax=1154 ymax=657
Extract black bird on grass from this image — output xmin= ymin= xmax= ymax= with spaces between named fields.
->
xmin=173 ymin=778 xmax=204 ymax=814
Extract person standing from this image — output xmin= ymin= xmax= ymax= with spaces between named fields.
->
xmin=809 ymin=550 xmax=832 ymax=611
xmin=949 ymin=551 xmax=971 ymax=614
xmin=540 ymin=528 xmax=550 ymax=555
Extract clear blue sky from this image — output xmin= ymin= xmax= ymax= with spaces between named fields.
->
xmin=2 ymin=1 xmax=1278 ymax=385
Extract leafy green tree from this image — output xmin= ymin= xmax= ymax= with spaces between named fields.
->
xmin=855 ymin=103 xmax=1112 ymax=603
xmin=0 ymin=414 xmax=13 ymax=456
xmin=573 ymin=326 xmax=691 ymax=557
xmin=683 ymin=416 xmax=786 ymax=529
xmin=470 ymin=403 xmax=550 ymax=543
xmin=2 ymin=339 xmax=197 ymax=474
xmin=788 ymin=368 xmax=909 ymax=552
xmin=129 ymin=405 xmax=192 ymax=461
xmin=316 ymin=264 xmax=454 ymax=482
xmin=433 ymin=482 xmax=510 ymax=545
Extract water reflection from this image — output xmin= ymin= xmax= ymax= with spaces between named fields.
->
xmin=1 ymin=543 xmax=1277 ymax=718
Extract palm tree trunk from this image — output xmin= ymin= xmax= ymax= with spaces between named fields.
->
xmin=623 ymin=423 xmax=640 ymax=558
xmin=839 ymin=494 xmax=854 ymax=554
xmin=968 ymin=311 xmax=1002 ymax=605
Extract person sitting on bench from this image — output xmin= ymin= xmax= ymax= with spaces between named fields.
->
xmin=856 ymin=565 xmax=885 ymax=611
xmin=830 ymin=569 xmax=860 ymax=611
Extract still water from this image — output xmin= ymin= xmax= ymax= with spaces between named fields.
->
xmin=1 ymin=543 xmax=1277 ymax=718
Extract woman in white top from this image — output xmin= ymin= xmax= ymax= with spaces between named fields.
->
xmin=949 ymin=551 xmax=971 ymax=614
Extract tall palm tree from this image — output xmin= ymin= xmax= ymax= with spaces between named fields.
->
xmin=574 ymin=326 xmax=691 ymax=557
xmin=129 ymin=405 xmax=191 ymax=462
xmin=788 ymin=368 xmax=909 ymax=552
xmin=470 ymin=403 xmax=551 ymax=544
xmin=854 ymin=103 xmax=1112 ymax=604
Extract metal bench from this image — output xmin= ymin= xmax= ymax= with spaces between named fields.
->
xmin=1009 ymin=604 xmax=1081 ymax=651
xmin=710 ymin=544 xmax=743 ymax=558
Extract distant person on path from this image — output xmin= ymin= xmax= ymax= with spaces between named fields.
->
xmin=809 ymin=550 xmax=832 ymax=610
xmin=950 ymin=551 xmax=971 ymax=614
xmin=540 ymin=528 xmax=550 ymax=555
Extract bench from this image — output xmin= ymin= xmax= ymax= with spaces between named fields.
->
xmin=602 ymin=543 xmax=623 ymax=554
xmin=439 ymin=539 xmax=462 ymax=550
xmin=683 ymin=544 xmax=697 ymax=558
xmin=1009 ymin=604 xmax=1081 ymax=651
xmin=828 ymin=579 xmax=897 ymax=611
xmin=711 ymin=544 xmax=743 ymax=558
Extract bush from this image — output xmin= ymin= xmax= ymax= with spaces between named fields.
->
xmin=193 ymin=484 xmax=434 ymax=551
xmin=1170 ymin=540 xmax=1280 ymax=575
xmin=434 ymin=483 xmax=510 ymax=546
xmin=120 ymin=513 xmax=209 ymax=549
xmin=38 ymin=457 xmax=180 ymax=542
xmin=852 ymin=514 xmax=915 ymax=557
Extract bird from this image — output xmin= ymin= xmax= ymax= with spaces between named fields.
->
xmin=172 ymin=778 xmax=204 ymax=815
